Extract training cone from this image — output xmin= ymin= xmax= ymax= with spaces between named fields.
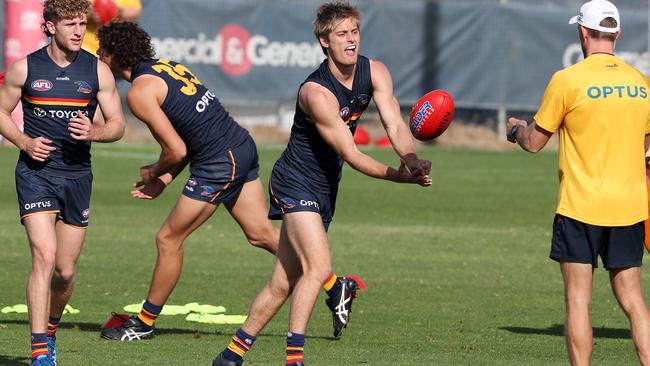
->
xmin=354 ymin=125 xmax=370 ymax=145
xmin=374 ymin=135 xmax=391 ymax=148
xmin=101 ymin=313 xmax=129 ymax=330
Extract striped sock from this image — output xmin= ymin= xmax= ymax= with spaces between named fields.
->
xmin=136 ymin=300 xmax=162 ymax=328
xmin=31 ymin=333 xmax=48 ymax=360
xmin=285 ymin=332 xmax=305 ymax=365
xmin=47 ymin=316 xmax=60 ymax=337
xmin=323 ymin=273 xmax=341 ymax=298
xmin=222 ymin=328 xmax=256 ymax=362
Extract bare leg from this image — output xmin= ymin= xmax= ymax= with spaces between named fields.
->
xmin=241 ymin=224 xmax=301 ymax=336
xmin=146 ymin=195 xmax=218 ymax=305
xmin=24 ymin=214 xmax=58 ymax=334
xmin=225 ymin=178 xmax=279 ymax=254
xmin=610 ymin=267 xmax=650 ymax=365
xmin=284 ymin=212 xmax=331 ymax=334
xmin=50 ymin=221 xmax=87 ymax=318
xmin=560 ymin=262 xmax=593 ymax=366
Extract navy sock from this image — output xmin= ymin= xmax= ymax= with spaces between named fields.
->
xmin=47 ymin=316 xmax=60 ymax=337
xmin=223 ymin=328 xmax=256 ymax=362
xmin=137 ymin=300 xmax=163 ymax=329
xmin=285 ymin=332 xmax=305 ymax=365
xmin=326 ymin=278 xmax=342 ymax=298
xmin=31 ymin=333 xmax=48 ymax=360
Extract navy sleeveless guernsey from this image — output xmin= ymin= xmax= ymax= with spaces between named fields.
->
xmin=277 ymin=55 xmax=373 ymax=191
xmin=20 ymin=47 xmax=99 ymax=177
xmin=130 ymin=59 xmax=249 ymax=168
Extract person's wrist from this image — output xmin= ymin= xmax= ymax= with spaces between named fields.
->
xmin=18 ymin=134 xmax=30 ymax=151
xmin=508 ymin=125 xmax=520 ymax=143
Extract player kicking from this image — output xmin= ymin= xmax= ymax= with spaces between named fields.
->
xmin=95 ymin=22 xmax=355 ymax=341
xmin=0 ymin=1 xmax=126 ymax=365
xmin=212 ymin=2 xmax=431 ymax=365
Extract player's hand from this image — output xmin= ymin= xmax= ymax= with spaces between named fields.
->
xmin=506 ymin=117 xmax=527 ymax=143
xmin=402 ymin=153 xmax=432 ymax=176
xmin=23 ymin=136 xmax=56 ymax=162
xmin=131 ymin=178 xmax=167 ymax=200
xmin=138 ymin=164 xmax=158 ymax=185
xmin=68 ymin=110 xmax=95 ymax=141
xmin=397 ymin=159 xmax=432 ymax=187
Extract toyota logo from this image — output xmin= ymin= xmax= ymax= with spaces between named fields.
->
xmin=33 ymin=107 xmax=46 ymax=117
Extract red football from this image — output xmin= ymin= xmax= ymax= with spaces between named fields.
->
xmin=409 ymin=90 xmax=455 ymax=141
xmin=93 ymin=0 xmax=118 ymax=25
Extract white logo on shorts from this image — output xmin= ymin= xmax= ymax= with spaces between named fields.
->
xmin=300 ymin=200 xmax=319 ymax=209
xmin=24 ymin=201 xmax=52 ymax=210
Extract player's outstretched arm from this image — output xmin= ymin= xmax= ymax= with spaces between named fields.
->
xmin=70 ymin=61 xmax=125 ymax=142
xmin=371 ymin=60 xmax=431 ymax=177
xmin=127 ymin=74 xmax=188 ymax=185
xmin=0 ymin=59 xmax=56 ymax=162
xmin=303 ymin=82 xmax=430 ymax=186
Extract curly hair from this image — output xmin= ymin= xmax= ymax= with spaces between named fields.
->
xmin=42 ymin=0 xmax=91 ymax=37
xmin=98 ymin=22 xmax=155 ymax=70
xmin=313 ymin=1 xmax=361 ymax=55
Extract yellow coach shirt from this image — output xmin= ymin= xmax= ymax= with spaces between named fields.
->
xmin=82 ymin=0 xmax=143 ymax=56
xmin=534 ymin=54 xmax=650 ymax=226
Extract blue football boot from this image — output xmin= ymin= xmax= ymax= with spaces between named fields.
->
xmin=47 ymin=334 xmax=57 ymax=365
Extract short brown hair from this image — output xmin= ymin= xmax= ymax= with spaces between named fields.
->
xmin=586 ymin=17 xmax=618 ymax=42
xmin=313 ymin=1 xmax=361 ymax=55
xmin=42 ymin=0 xmax=91 ymax=37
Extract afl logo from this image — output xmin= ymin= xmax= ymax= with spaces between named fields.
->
xmin=339 ymin=107 xmax=350 ymax=120
xmin=31 ymin=79 xmax=53 ymax=91
xmin=33 ymin=107 xmax=46 ymax=117
xmin=82 ymin=208 xmax=90 ymax=219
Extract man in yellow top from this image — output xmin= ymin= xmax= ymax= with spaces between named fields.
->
xmin=506 ymin=0 xmax=650 ymax=364
xmin=82 ymin=0 xmax=142 ymax=56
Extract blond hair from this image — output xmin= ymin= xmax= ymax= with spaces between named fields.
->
xmin=314 ymin=1 xmax=361 ymax=55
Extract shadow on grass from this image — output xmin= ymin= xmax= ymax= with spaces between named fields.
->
xmin=500 ymin=324 xmax=630 ymax=339
xmin=0 ymin=319 xmax=338 ymax=340
xmin=0 ymin=354 xmax=30 ymax=366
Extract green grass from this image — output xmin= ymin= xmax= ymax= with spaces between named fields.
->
xmin=0 ymin=144 xmax=644 ymax=365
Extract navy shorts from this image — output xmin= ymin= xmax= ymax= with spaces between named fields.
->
xmin=182 ymin=136 xmax=259 ymax=204
xmin=550 ymin=214 xmax=644 ymax=270
xmin=15 ymin=162 xmax=92 ymax=227
xmin=268 ymin=163 xmax=337 ymax=231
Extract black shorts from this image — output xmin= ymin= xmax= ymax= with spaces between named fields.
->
xmin=268 ymin=163 xmax=337 ymax=232
xmin=550 ymin=214 xmax=644 ymax=270
xmin=182 ymin=136 xmax=259 ymax=204
xmin=15 ymin=162 xmax=92 ymax=227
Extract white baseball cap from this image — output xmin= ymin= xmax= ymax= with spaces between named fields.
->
xmin=569 ymin=0 xmax=620 ymax=33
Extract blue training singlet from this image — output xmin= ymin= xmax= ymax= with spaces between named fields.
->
xmin=276 ymin=55 xmax=373 ymax=191
xmin=20 ymin=46 xmax=99 ymax=177
xmin=130 ymin=59 xmax=249 ymax=168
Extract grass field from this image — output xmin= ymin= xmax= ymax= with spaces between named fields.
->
xmin=0 ymin=143 xmax=645 ymax=365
